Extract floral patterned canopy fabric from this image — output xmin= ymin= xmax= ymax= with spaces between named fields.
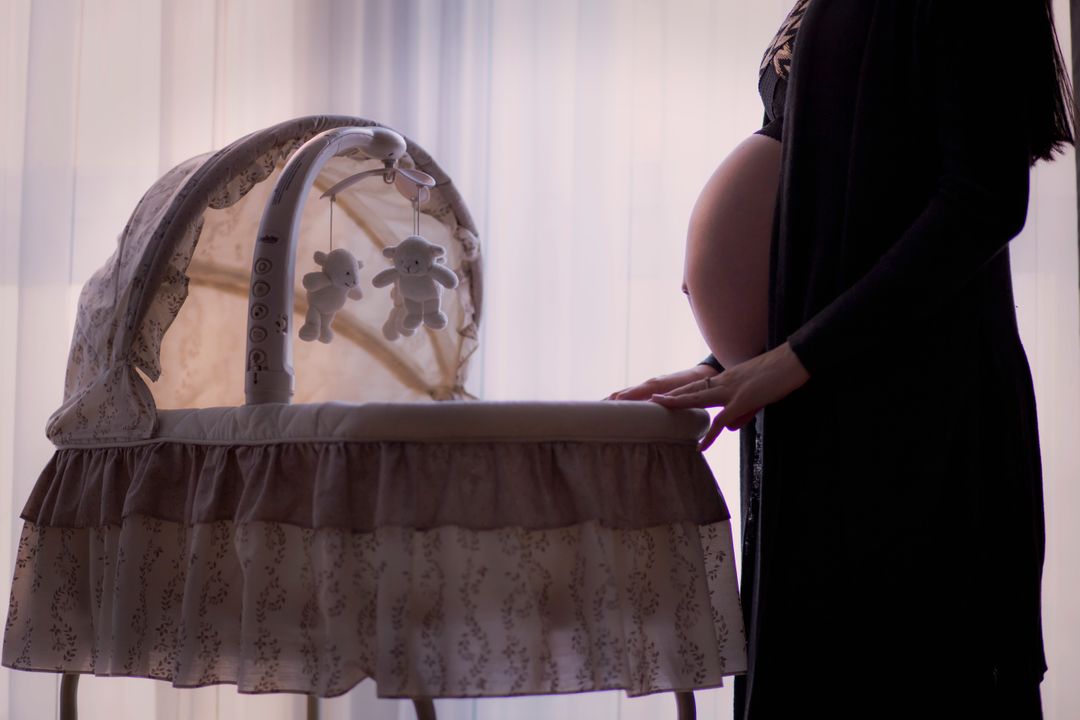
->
xmin=45 ymin=115 xmax=482 ymax=446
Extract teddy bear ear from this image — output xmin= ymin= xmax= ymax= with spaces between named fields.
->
xmin=383 ymin=247 xmax=396 ymax=258
xmin=313 ymin=251 xmax=327 ymax=265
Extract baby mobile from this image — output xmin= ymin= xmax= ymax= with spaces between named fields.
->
xmin=298 ymin=161 xmax=458 ymax=344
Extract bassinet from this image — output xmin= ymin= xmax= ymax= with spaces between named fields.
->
xmin=2 ymin=115 xmax=746 ymax=719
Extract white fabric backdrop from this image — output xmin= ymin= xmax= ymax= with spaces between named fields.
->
xmin=1 ymin=1 xmax=1077 ymax=718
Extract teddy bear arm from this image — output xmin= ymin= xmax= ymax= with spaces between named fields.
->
xmin=303 ymin=272 xmax=332 ymax=291
xmin=431 ymin=265 xmax=460 ymax=289
xmin=372 ymin=268 xmax=399 ymax=288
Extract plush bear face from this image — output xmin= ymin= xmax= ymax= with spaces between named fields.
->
xmin=314 ymin=248 xmax=362 ymax=288
xmin=385 ymin=235 xmax=444 ymax=276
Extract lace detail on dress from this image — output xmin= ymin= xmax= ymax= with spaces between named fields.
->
xmin=758 ymin=0 xmax=813 ymax=80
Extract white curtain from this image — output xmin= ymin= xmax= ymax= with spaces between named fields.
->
xmin=2 ymin=1 xmax=1077 ymax=719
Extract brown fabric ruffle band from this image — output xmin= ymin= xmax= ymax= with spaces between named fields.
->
xmin=22 ymin=439 xmax=728 ymax=532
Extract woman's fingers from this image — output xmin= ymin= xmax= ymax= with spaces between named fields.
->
xmin=727 ymin=410 xmax=758 ymax=430
xmin=607 ymin=366 xmax=720 ymax=403
xmin=609 ymin=382 xmax=662 ymax=401
xmin=651 ymin=375 xmax=722 ymax=402
xmin=648 ymin=380 xmax=751 ymax=452
xmin=606 ymin=382 xmax=650 ymax=400
xmin=649 ymin=376 xmax=729 ymax=409
xmin=663 ymin=378 xmax=709 ymax=397
xmin=649 ymin=390 xmax=718 ymax=409
xmin=698 ymin=415 xmax=726 ymax=451
xmin=699 ymin=405 xmax=743 ymax=451
xmin=647 ymin=343 xmax=808 ymax=450
xmin=698 ymin=404 xmax=762 ymax=451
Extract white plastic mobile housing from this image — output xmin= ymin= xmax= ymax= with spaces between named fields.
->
xmin=244 ymin=126 xmax=407 ymax=404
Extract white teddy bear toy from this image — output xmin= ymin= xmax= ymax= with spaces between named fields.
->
xmin=298 ymin=248 xmax=363 ymax=343
xmin=373 ymin=235 xmax=459 ymax=334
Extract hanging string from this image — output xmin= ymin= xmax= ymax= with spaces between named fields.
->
xmin=329 ymin=195 xmax=335 ymax=250
xmin=413 ymin=195 xmax=420 ymax=236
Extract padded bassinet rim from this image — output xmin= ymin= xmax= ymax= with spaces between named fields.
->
xmin=79 ymin=401 xmax=712 ymax=447
xmin=21 ymin=403 xmax=729 ymax=533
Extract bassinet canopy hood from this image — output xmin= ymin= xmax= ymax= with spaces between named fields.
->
xmin=47 ymin=116 xmax=482 ymax=446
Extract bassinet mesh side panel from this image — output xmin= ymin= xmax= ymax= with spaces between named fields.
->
xmin=155 ymin=154 xmax=475 ymax=407
xmin=46 ymin=116 xmax=482 ymax=444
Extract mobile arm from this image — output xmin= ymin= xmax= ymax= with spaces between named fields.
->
xmin=244 ymin=126 xmax=406 ymax=405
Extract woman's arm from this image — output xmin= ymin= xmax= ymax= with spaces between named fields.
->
xmin=651 ymin=341 xmax=808 ymax=450
xmin=787 ymin=0 xmax=1033 ymax=376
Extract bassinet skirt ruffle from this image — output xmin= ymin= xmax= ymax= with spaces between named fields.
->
xmin=5 ymin=517 xmax=741 ymax=698
xmin=4 ymin=403 xmax=746 ymax=698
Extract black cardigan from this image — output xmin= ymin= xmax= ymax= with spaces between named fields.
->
xmin=723 ymin=1 xmax=1047 ymax=716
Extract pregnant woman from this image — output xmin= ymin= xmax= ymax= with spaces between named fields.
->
xmin=610 ymin=1 xmax=1073 ymax=718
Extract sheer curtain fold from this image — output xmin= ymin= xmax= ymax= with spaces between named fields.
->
xmin=3 ymin=1 xmax=1078 ymax=719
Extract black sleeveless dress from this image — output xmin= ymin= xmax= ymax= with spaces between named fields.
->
xmin=705 ymin=1 xmax=1046 ymax=718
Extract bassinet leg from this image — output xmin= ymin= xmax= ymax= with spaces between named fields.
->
xmin=413 ymin=698 xmax=437 ymax=720
xmin=60 ymin=673 xmax=79 ymax=720
xmin=306 ymin=695 xmax=319 ymax=720
xmin=675 ymin=690 xmax=696 ymax=720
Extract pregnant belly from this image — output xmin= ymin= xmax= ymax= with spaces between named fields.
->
xmin=683 ymin=134 xmax=781 ymax=369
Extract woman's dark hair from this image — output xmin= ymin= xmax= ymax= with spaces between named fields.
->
xmin=1030 ymin=0 xmax=1075 ymax=163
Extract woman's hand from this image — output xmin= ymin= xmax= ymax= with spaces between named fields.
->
xmin=650 ymin=342 xmax=810 ymax=451
xmin=605 ymin=364 xmax=719 ymax=401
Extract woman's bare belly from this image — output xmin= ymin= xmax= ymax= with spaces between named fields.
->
xmin=684 ymin=134 xmax=781 ymax=369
